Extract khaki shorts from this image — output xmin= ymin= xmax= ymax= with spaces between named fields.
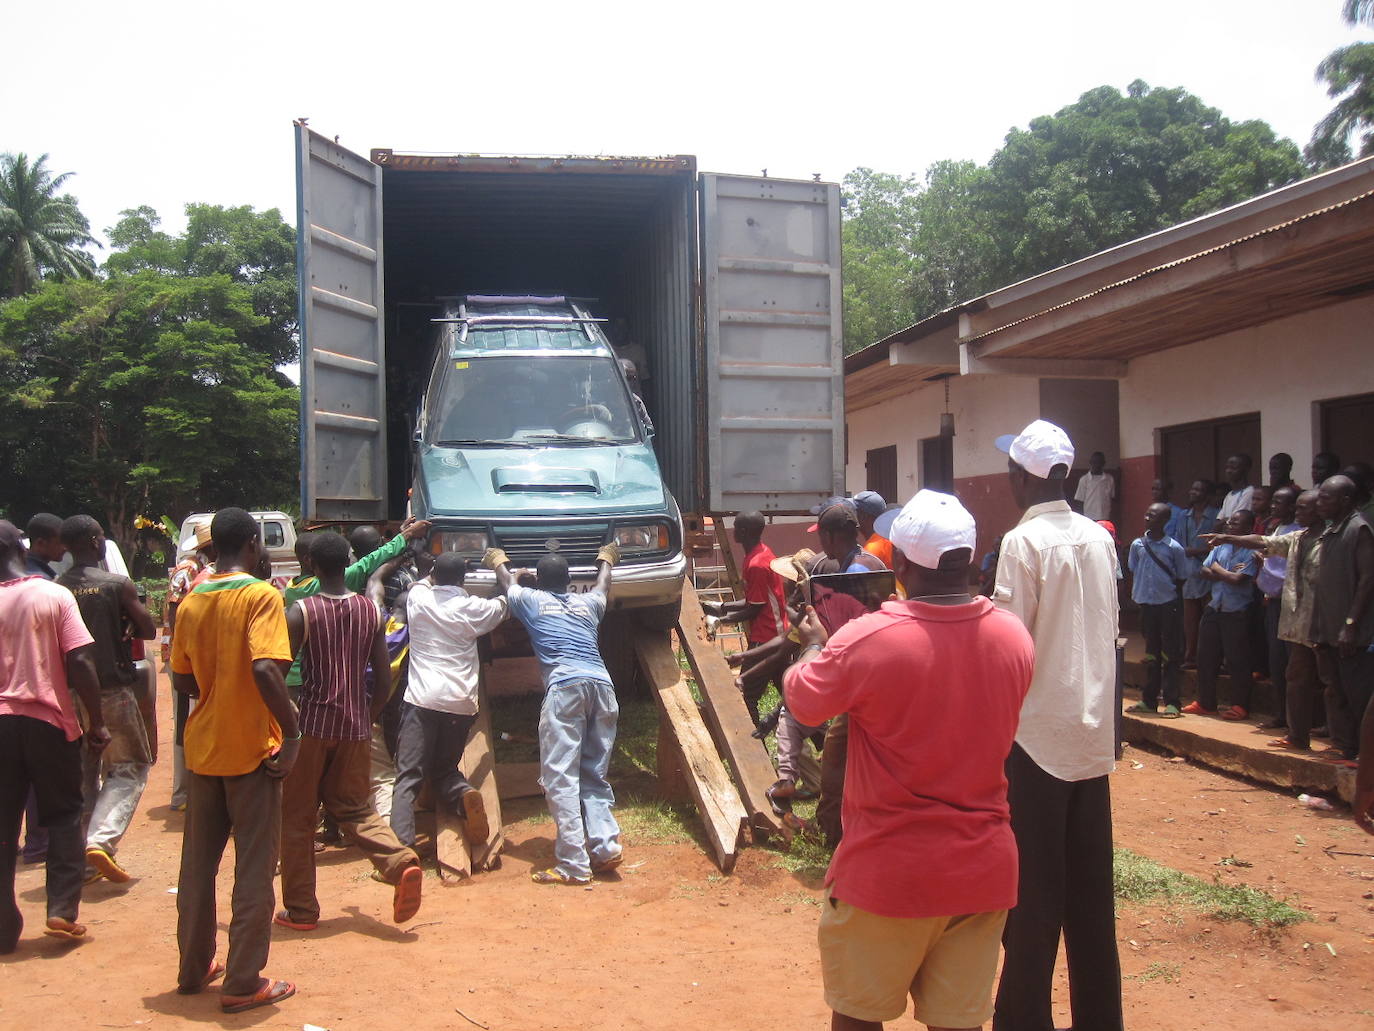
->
xmin=818 ymin=897 xmax=1007 ymax=1026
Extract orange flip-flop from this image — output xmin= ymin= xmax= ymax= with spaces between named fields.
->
xmin=221 ymin=977 xmax=295 ymax=1014
xmin=273 ymin=910 xmax=317 ymax=932
xmin=43 ymin=917 xmax=87 ymax=942
xmin=392 ymin=864 xmax=423 ymax=924
xmin=178 ymin=960 xmax=226 ymax=995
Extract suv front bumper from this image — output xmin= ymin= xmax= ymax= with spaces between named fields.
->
xmin=460 ymin=552 xmax=687 ymax=610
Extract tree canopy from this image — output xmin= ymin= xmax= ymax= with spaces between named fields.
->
xmin=0 ymin=205 xmax=299 ymax=552
xmin=842 ymin=81 xmax=1307 ymax=352
xmin=0 ymin=153 xmax=98 ymax=298
xmin=1308 ymin=1 xmax=1374 ymax=167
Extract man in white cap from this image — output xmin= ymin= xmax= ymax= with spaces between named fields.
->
xmin=785 ymin=490 xmax=1034 ymax=1031
xmin=989 ymin=419 xmax=1123 ymax=1031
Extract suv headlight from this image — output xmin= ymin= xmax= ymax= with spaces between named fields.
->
xmin=431 ymin=530 xmax=490 ymax=555
xmin=614 ymin=523 xmax=670 ymax=553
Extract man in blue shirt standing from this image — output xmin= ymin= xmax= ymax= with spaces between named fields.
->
xmin=1172 ymin=479 xmax=1219 ymax=670
xmin=484 ymin=543 xmax=623 ymax=886
xmin=1127 ymin=503 xmax=1190 ymax=717
xmin=1184 ymin=510 xmax=1261 ymax=719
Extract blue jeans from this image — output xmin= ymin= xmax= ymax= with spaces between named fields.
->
xmin=539 ymin=677 xmax=621 ymax=879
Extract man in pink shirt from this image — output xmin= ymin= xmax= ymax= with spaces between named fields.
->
xmin=785 ymin=491 xmax=1034 ymax=1031
xmin=0 ymin=520 xmax=109 ymax=952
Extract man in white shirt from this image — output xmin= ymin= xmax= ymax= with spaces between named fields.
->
xmin=989 ymin=420 xmax=1123 ymax=1031
xmin=389 ymin=554 xmax=508 ymax=849
xmin=1217 ymin=452 xmax=1256 ymax=521
xmin=1072 ymin=450 xmax=1115 ymax=521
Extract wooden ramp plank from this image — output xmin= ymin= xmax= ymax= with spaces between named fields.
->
xmin=436 ymin=668 xmax=506 ymax=881
xmin=634 ymin=629 xmax=747 ymax=873
xmin=676 ymin=584 xmax=782 ymax=838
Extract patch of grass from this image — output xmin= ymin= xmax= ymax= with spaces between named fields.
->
xmin=1131 ymin=961 xmax=1181 ymax=985
xmin=1113 ymin=848 xmax=1310 ymax=928
xmin=778 ymin=890 xmax=822 ymax=908
xmin=768 ymin=830 xmax=833 ymax=886
xmin=616 ymin=794 xmax=697 ymax=845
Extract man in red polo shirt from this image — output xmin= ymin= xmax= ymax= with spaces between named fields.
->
xmin=785 ymin=490 xmax=1034 ymax=1030
xmin=701 ymin=511 xmax=787 ymax=722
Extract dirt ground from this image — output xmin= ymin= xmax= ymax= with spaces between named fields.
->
xmin=4 ymin=671 xmax=1374 ymax=1031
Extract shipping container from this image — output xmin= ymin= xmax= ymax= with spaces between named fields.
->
xmin=295 ymin=125 xmax=845 ymax=527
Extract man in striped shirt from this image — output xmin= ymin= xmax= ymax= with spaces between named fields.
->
xmin=278 ymin=533 xmax=422 ymax=932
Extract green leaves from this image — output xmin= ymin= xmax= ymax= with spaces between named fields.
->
xmin=0 ymin=153 xmax=98 ymax=297
xmin=842 ymin=82 xmax=1306 ymax=352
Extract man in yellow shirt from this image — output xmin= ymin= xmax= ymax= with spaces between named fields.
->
xmin=170 ymin=508 xmax=299 ymax=1014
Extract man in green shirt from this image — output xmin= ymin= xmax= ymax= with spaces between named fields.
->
xmin=283 ymin=518 xmax=430 ymax=696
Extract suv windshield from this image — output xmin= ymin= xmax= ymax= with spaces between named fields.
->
xmin=430 ymin=354 xmax=640 ymax=446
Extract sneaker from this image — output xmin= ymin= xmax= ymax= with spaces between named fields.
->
xmin=85 ymin=846 xmax=131 ymax=883
xmin=1162 ymin=704 xmax=1182 ymax=719
xmin=1180 ymin=701 xmax=1217 ymax=716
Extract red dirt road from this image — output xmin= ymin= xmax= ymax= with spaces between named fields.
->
xmin=3 ymin=675 xmax=1373 ymax=1030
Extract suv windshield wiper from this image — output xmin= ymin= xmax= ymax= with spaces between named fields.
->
xmin=434 ymin=438 xmax=534 ymax=449
xmin=522 ymin=434 xmax=624 ymax=446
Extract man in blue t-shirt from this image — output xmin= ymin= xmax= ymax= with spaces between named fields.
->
xmin=1184 ymin=509 xmax=1261 ymax=720
xmin=483 ymin=543 xmax=623 ymax=885
xmin=1127 ymin=503 xmax=1190 ymax=717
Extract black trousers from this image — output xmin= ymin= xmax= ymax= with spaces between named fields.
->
xmin=389 ymin=702 xmax=477 ymax=847
xmin=1315 ymin=646 xmax=1374 ymax=758
xmin=994 ymin=744 xmax=1123 ymax=1031
xmin=1138 ymin=599 xmax=1184 ymax=708
xmin=1197 ymin=606 xmax=1253 ymax=711
xmin=1264 ymin=598 xmax=1289 ymax=725
xmin=1 ymin=715 xmax=87 ymax=951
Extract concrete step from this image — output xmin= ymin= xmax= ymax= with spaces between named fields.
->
xmin=1121 ymin=688 xmax=1356 ymax=804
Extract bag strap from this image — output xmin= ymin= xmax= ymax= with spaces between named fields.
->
xmin=1141 ymin=538 xmax=1183 ymax=594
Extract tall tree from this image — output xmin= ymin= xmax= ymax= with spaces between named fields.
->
xmin=0 ymin=272 xmax=298 ymax=554
xmin=106 ymin=203 xmax=298 ymax=365
xmin=0 ymin=153 xmax=97 ymax=297
xmin=1308 ymin=0 xmax=1374 ymax=168
xmin=842 ymin=82 xmax=1306 ymax=351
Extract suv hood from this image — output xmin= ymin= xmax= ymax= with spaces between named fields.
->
xmin=416 ymin=442 xmax=669 ymax=517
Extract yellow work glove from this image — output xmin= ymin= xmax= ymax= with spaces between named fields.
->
xmin=596 ymin=542 xmax=621 ymax=567
xmin=482 ymin=547 xmax=510 ymax=570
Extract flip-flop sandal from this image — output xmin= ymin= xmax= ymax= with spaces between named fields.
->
xmin=591 ymin=854 xmax=624 ymax=875
xmin=392 ymin=865 xmax=423 ymax=924
xmin=273 ymin=911 xmax=318 ymax=932
xmin=43 ymin=918 xmax=87 ymax=942
xmin=1125 ymin=703 xmax=1156 ymax=714
xmin=178 ymin=960 xmax=226 ymax=995
xmin=221 ymin=978 xmax=296 ymax=1014
xmin=530 ymin=868 xmax=589 ymax=886
xmin=1267 ymin=738 xmax=1308 ymax=751
xmin=460 ymin=790 xmax=489 ymax=845
xmin=85 ymin=847 xmax=132 ymax=883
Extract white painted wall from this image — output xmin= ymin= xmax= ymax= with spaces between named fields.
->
xmin=845 ymin=373 xmax=1040 ymax=499
xmin=1119 ymin=294 xmax=1374 ymax=461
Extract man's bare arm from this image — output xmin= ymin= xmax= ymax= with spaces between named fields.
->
xmin=255 ymin=657 xmax=300 ymax=779
xmin=285 ymin=602 xmax=306 ymax=661
xmin=118 ymin=578 xmax=157 ymax=640
xmin=66 ymin=643 xmax=109 ymax=751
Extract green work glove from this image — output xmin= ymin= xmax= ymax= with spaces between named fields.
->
xmin=482 ymin=547 xmax=510 ymax=570
xmin=597 ymin=542 xmax=621 ymax=567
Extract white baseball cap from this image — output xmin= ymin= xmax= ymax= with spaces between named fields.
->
xmin=872 ymin=489 xmax=976 ymax=569
xmin=994 ymin=419 xmax=1075 ymax=479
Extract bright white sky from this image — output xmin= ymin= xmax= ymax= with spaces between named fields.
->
xmin=7 ymin=0 xmax=1368 ymax=249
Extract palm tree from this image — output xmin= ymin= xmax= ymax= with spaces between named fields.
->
xmin=1309 ymin=43 xmax=1374 ymax=165
xmin=0 ymin=152 xmax=98 ymax=297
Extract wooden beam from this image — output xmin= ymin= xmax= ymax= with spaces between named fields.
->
xmin=676 ymin=584 xmax=783 ymax=839
xmin=888 ymin=338 xmax=958 ymax=366
xmin=634 ymin=628 xmax=747 ymax=872
xmin=959 ymin=353 xmax=1128 ymax=379
xmin=436 ymin=667 xmax=506 ymax=880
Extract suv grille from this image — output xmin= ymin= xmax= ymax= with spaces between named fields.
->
xmin=493 ymin=525 xmax=608 ymax=565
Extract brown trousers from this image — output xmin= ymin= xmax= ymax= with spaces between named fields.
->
xmin=280 ymin=736 xmax=417 ymax=924
xmin=177 ymin=766 xmax=280 ymax=996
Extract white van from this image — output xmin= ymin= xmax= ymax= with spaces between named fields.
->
xmin=178 ymin=511 xmax=300 ymax=588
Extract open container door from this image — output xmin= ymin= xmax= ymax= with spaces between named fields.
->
xmin=295 ymin=125 xmax=387 ymax=523
xmin=699 ymin=174 xmax=845 ymax=514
